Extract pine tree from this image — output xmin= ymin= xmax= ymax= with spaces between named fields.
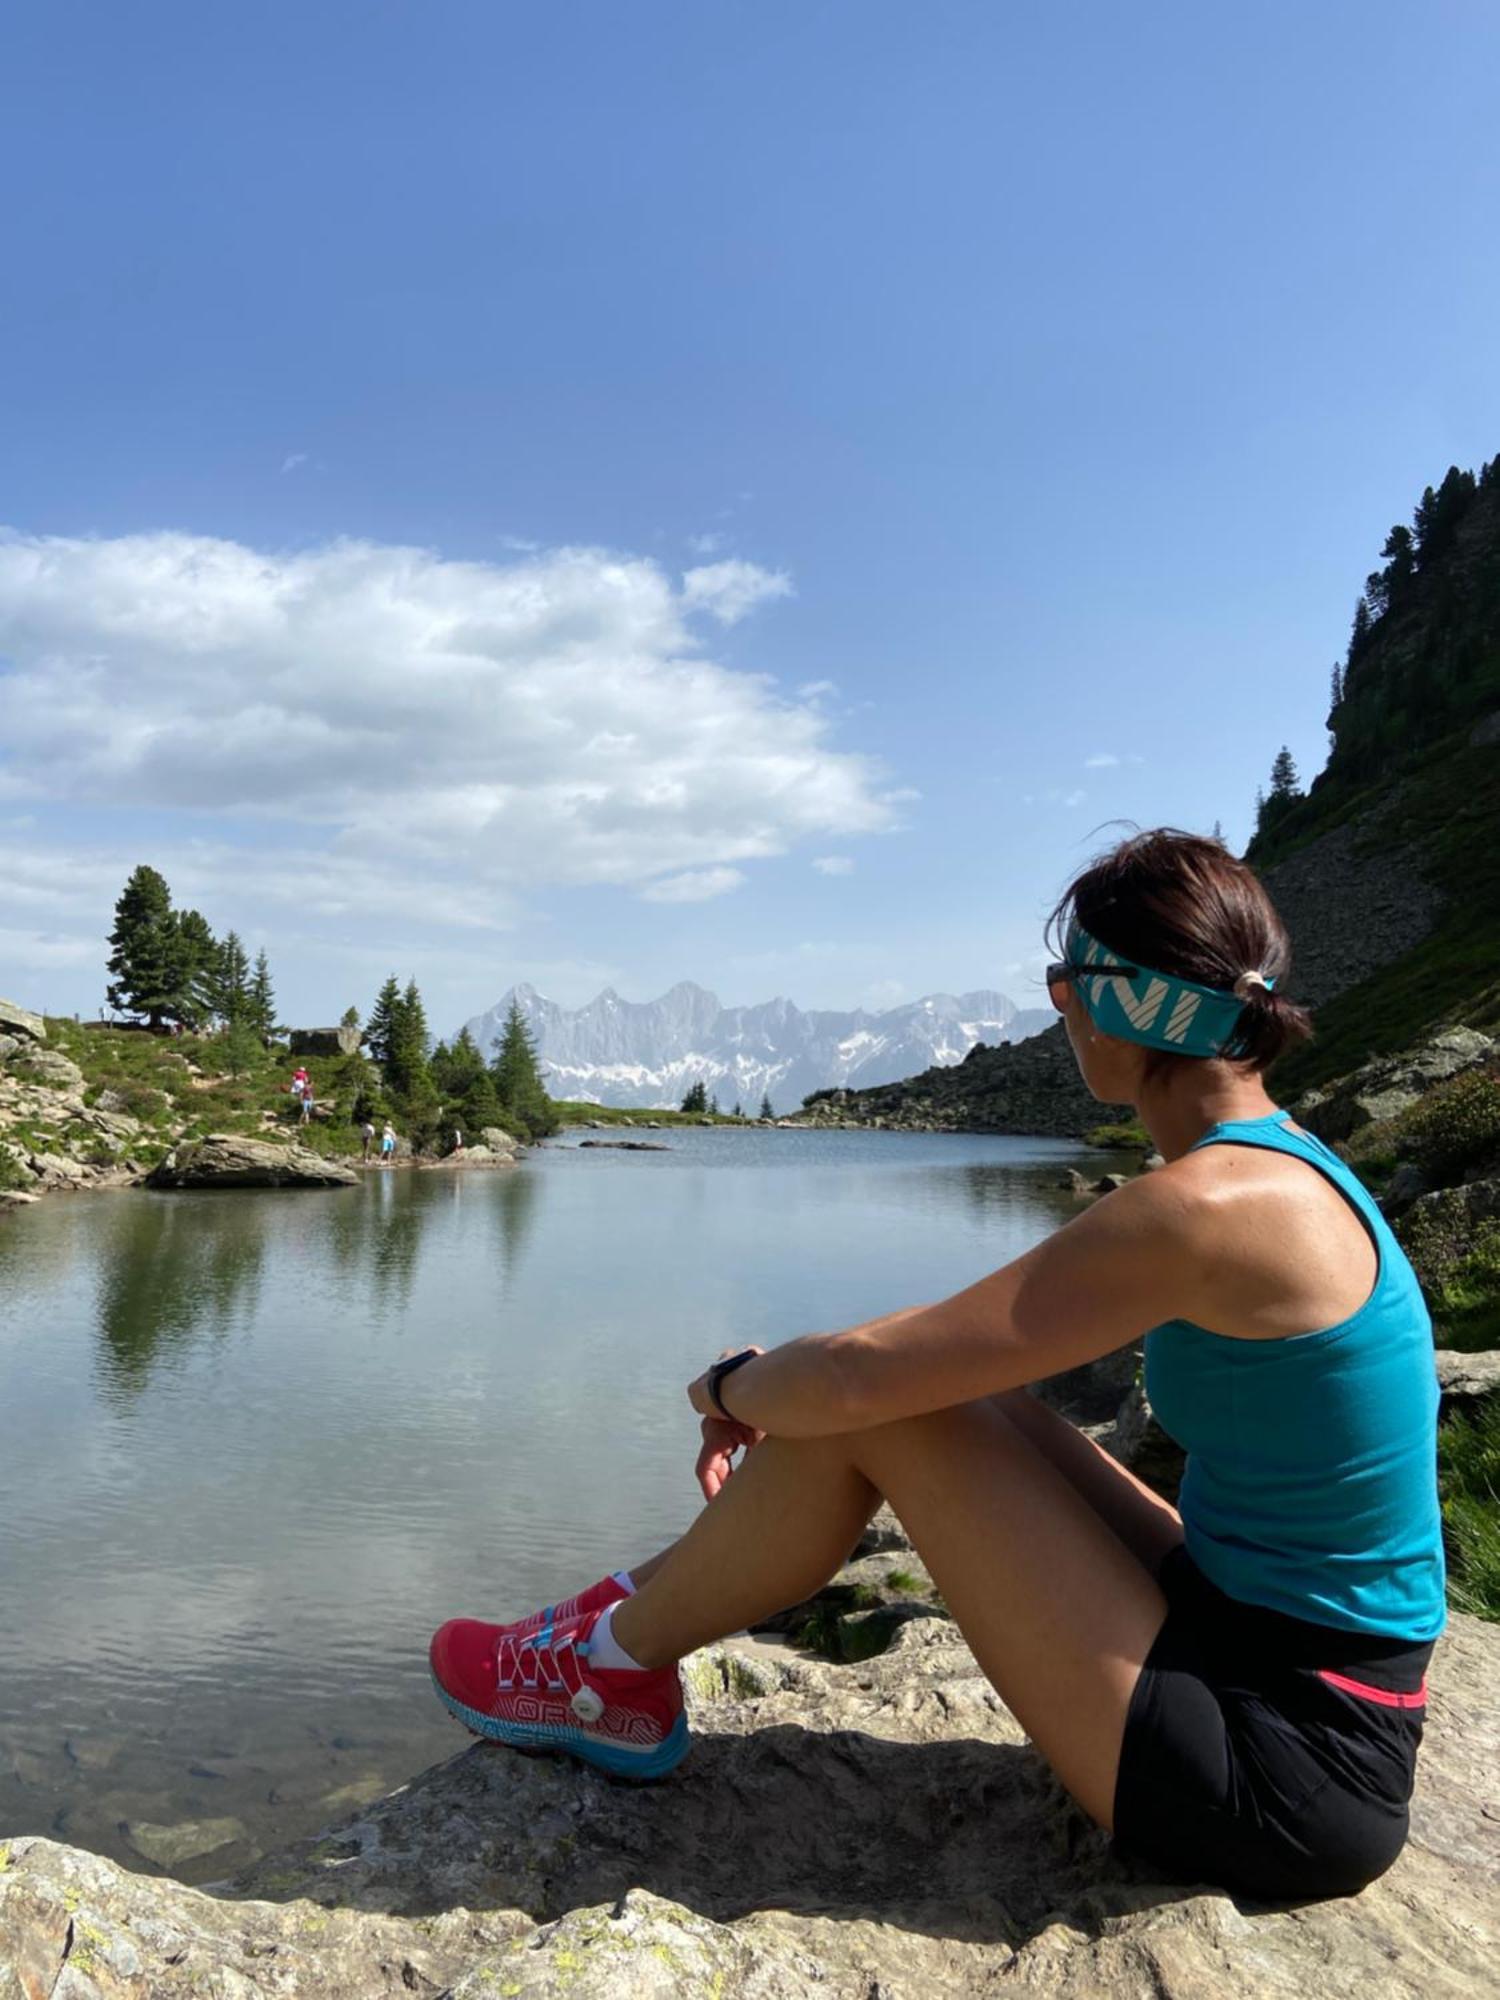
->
xmin=709 ymin=1091 xmax=720 ymax=1117
xmin=759 ymin=1092 xmax=774 ymax=1120
xmin=732 ymin=1100 xmax=743 ymax=1119
xmin=1268 ymin=746 xmax=1300 ymax=799
xmin=490 ymin=998 xmax=555 ymax=1139
xmin=1210 ymin=819 xmax=1224 ymax=844
xmin=680 ymin=1080 xmax=708 ymax=1115
xmin=366 ymin=977 xmax=403 ymax=1069
xmin=215 ymin=932 xmax=253 ymax=1026
xmin=388 ymin=979 xmax=432 ymax=1100
xmin=249 ymin=949 xmax=277 ymax=1042
xmin=173 ymin=908 xmax=219 ymax=1028
xmin=106 ymin=866 xmax=194 ymax=1028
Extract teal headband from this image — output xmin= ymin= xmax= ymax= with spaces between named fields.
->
xmin=1065 ymin=919 xmax=1274 ymax=1059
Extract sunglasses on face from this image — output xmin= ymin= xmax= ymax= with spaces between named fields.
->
xmin=1045 ymin=957 xmax=1140 ymax=1011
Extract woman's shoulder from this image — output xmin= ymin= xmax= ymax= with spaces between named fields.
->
xmin=1148 ymin=1140 xmax=1379 ymax=1339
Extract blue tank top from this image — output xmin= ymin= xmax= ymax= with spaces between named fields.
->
xmin=1144 ymin=1109 xmax=1446 ymax=1642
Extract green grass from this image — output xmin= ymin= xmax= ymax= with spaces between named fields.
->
xmin=1439 ymin=1398 xmax=1500 ymax=1620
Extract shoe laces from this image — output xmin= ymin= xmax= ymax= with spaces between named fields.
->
xmin=496 ymin=1613 xmax=603 ymax=1718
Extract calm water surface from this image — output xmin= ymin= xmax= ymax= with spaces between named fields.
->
xmin=0 ymin=1127 xmax=1106 ymax=1877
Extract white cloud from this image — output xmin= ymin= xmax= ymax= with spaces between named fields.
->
xmin=681 ymin=559 xmax=793 ymax=626
xmin=799 ymin=679 xmax=837 ymax=699
xmin=686 ymin=532 xmax=725 ymax=556
xmin=813 ymin=855 xmax=854 ymax=876
xmin=1084 ymin=752 xmax=1119 ymax=769
xmin=0 ymin=531 xmax=889 ymax=942
xmin=280 ymin=453 xmax=309 ymax=474
xmin=639 ymin=866 xmax=745 ymax=904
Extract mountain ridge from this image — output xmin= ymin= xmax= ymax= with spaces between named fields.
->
xmin=459 ymin=982 xmax=1054 ymax=1110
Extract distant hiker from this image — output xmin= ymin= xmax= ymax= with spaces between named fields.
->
xmin=381 ymin=1122 xmax=397 ymax=1163
xmin=299 ymin=1085 xmax=314 ymax=1125
xmin=361 ymin=1120 xmax=376 ymax=1162
xmin=453 ymin=1126 xmax=464 ymax=1154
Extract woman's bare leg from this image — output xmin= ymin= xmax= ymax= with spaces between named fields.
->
xmin=620 ymin=1386 xmax=1179 ymax=1592
xmin=611 ymin=1400 xmax=1168 ymax=1830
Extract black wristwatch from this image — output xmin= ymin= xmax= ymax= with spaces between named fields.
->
xmin=707 ymin=1347 xmax=760 ymax=1419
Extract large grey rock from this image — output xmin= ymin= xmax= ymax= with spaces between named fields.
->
xmin=147 ymin=1134 xmax=359 ymax=1189
xmin=289 ymin=1025 xmax=363 ymax=1058
xmin=0 ymin=997 xmax=46 ymax=1043
xmin=1295 ymin=1029 xmax=1494 ymax=1144
xmin=4 ymin=1620 xmax=1496 ymax=1996
xmin=481 ymin=1126 xmax=522 ymax=1157
xmin=1434 ymin=1347 xmax=1500 ymax=1416
xmin=1 ymin=1509 xmax=1497 ymax=1996
xmin=7 ymin=1047 xmax=85 ymax=1093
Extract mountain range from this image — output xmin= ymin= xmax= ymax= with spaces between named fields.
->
xmin=458 ymin=982 xmax=1054 ymax=1111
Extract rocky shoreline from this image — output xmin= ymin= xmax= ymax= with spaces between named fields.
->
xmin=0 ymin=1002 xmax=524 ymax=1206
xmin=1 ymin=1496 xmax=1496 ymax=1997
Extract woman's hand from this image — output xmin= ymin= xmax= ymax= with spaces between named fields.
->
xmin=689 ymin=1346 xmax=765 ymax=1499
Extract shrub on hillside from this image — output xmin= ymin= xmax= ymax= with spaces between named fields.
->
xmin=1404 ymin=1069 xmax=1500 ymax=1179
xmin=1085 ymin=1121 xmax=1151 ymax=1150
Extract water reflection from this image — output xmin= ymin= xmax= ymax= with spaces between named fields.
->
xmin=93 ymin=1196 xmax=267 ymax=1401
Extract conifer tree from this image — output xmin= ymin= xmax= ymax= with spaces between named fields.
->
xmin=249 ymin=949 xmax=277 ymax=1042
xmin=215 ymin=932 xmax=253 ymax=1026
xmin=732 ymin=1100 xmax=742 ymax=1119
xmin=491 ymin=998 xmax=556 ymax=1138
xmin=389 ymin=979 xmax=433 ymax=1100
xmin=173 ymin=908 xmax=219 ymax=1028
xmin=107 ymin=866 xmax=194 ymax=1028
xmin=680 ymin=1080 xmax=708 ymax=1115
xmin=759 ymin=1092 xmax=774 ymax=1120
xmin=1268 ymin=746 xmax=1300 ymax=799
xmin=366 ymin=977 xmax=403 ymax=1070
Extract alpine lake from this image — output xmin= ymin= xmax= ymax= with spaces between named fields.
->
xmin=0 ymin=1125 xmax=1115 ymax=1881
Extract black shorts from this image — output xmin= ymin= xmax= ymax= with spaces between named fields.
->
xmin=1113 ymin=1545 xmax=1432 ymax=1902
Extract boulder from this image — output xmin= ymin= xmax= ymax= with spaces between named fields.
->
xmin=147 ymin=1135 xmax=359 ymax=1189
xmin=578 ymin=1139 xmax=672 ymax=1152
xmin=288 ymin=1026 xmax=363 ymax=1058
xmin=0 ymin=1034 xmax=19 ymax=1063
xmin=23 ymin=1150 xmax=93 ymax=1189
xmin=1295 ymin=1029 xmax=1494 ymax=1144
xmin=1090 ymin=1172 xmax=1129 ymax=1193
xmin=0 ymin=997 xmax=46 ymax=1043
xmin=480 ymin=1127 xmax=522 ymax=1157
xmin=7 ymin=1047 xmax=85 ymax=1093
xmin=1434 ymin=1347 xmax=1500 ymax=1418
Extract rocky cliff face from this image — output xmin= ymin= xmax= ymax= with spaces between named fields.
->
xmin=798 ymin=1021 xmax=1123 ymax=1138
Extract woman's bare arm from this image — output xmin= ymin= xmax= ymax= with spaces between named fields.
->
xmin=689 ymin=1172 xmax=1199 ymax=1437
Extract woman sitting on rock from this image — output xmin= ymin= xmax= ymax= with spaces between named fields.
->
xmin=431 ymin=829 xmax=1444 ymax=1903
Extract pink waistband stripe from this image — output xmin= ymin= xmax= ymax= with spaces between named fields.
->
xmin=1317 ymin=1668 xmax=1428 ymax=1709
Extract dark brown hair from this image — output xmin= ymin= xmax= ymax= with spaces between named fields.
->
xmin=1046 ymin=827 xmax=1313 ymax=1077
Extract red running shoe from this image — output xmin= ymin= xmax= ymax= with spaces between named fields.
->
xmin=508 ymin=1572 xmax=631 ymax=1638
xmin=429 ymin=1603 xmax=689 ymax=1780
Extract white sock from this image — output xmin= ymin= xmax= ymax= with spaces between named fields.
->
xmin=611 ymin=1570 xmax=637 ymax=1595
xmin=587 ymin=1603 xmax=647 ymax=1673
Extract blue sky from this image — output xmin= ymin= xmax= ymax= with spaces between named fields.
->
xmin=2 ymin=2 xmax=1496 ymax=1033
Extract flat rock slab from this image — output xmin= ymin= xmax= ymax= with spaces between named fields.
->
xmin=147 ymin=1134 xmax=359 ymax=1188
xmin=2 ymin=1603 xmax=1493 ymax=1995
